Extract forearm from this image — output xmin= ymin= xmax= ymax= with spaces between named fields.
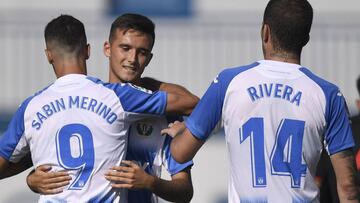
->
xmin=0 ymin=153 xmax=32 ymax=179
xmin=161 ymin=83 xmax=199 ymax=115
xmin=147 ymin=171 xmax=193 ymax=202
xmin=141 ymin=77 xmax=199 ymax=115
xmin=171 ymin=128 xmax=204 ymax=163
xmin=331 ymin=149 xmax=360 ymax=202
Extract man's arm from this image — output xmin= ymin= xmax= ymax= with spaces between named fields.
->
xmin=105 ymin=160 xmax=193 ymax=202
xmin=0 ymin=153 xmax=32 ymax=179
xmin=161 ymin=122 xmax=205 ymax=163
xmin=26 ymin=165 xmax=71 ymax=194
xmin=150 ymin=167 xmax=193 ymax=203
xmin=330 ymin=149 xmax=360 ymax=202
xmin=141 ymin=77 xmax=199 ymax=116
xmin=0 ymin=157 xmax=9 ymax=175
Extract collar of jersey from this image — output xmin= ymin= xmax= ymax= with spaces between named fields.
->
xmin=55 ymin=74 xmax=87 ymax=84
xmin=258 ymin=60 xmax=302 ymax=69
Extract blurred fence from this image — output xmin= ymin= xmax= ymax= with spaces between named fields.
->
xmin=0 ymin=12 xmax=360 ymax=114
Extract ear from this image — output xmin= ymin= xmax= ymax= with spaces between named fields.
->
xmin=103 ymin=41 xmax=111 ymax=57
xmin=144 ymin=53 xmax=153 ymax=67
xmin=45 ymin=49 xmax=53 ymax=64
xmin=262 ymin=23 xmax=270 ymax=44
xmin=85 ymin=44 xmax=90 ymax=60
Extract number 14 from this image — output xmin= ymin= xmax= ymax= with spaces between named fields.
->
xmin=239 ymin=118 xmax=307 ymax=188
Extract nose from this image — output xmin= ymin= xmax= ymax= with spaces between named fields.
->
xmin=127 ymin=49 xmax=137 ymax=64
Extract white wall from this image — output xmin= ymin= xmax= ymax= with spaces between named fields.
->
xmin=1 ymin=0 xmax=360 ymax=13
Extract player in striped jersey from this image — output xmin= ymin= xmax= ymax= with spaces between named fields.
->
xmin=26 ymin=13 xmax=196 ymax=203
xmin=0 ymin=15 xmax=193 ymax=203
xmin=162 ymin=0 xmax=359 ymax=202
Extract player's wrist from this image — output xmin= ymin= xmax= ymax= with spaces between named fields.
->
xmin=26 ymin=169 xmax=39 ymax=193
xmin=145 ymin=174 xmax=157 ymax=191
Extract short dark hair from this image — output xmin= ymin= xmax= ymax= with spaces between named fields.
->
xmin=44 ymin=15 xmax=87 ymax=56
xmin=109 ymin=13 xmax=155 ymax=48
xmin=263 ymin=0 xmax=313 ymax=55
xmin=357 ymin=75 xmax=360 ymax=96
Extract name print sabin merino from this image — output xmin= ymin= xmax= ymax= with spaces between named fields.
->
xmin=32 ymin=96 xmax=118 ymax=130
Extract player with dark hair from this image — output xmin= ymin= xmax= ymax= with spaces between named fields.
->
xmin=162 ymin=0 xmax=360 ymax=202
xmin=25 ymin=13 xmax=196 ymax=203
xmin=0 ymin=14 xmax=194 ymax=202
xmin=103 ymin=13 xmax=196 ymax=203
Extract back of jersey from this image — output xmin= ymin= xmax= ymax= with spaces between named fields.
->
xmin=29 ymin=74 xmax=127 ymax=202
xmin=0 ymin=74 xmax=167 ymax=202
xmin=185 ymin=60 xmax=353 ymax=203
xmin=221 ymin=60 xmax=353 ymax=202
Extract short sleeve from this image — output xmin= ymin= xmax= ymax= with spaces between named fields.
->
xmin=163 ymin=135 xmax=193 ymax=175
xmin=0 ymin=98 xmax=31 ymax=162
xmin=324 ymin=91 xmax=354 ymax=155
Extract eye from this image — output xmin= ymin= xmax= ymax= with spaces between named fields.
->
xmin=120 ymin=45 xmax=130 ymax=51
xmin=139 ymin=49 xmax=150 ymax=56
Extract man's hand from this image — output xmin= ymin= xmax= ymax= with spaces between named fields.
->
xmin=104 ymin=160 xmax=155 ymax=190
xmin=161 ymin=121 xmax=186 ymax=138
xmin=27 ymin=165 xmax=71 ymax=194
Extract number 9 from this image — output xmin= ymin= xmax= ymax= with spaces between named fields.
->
xmin=56 ymin=123 xmax=95 ymax=190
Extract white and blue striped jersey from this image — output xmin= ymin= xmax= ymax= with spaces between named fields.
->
xmin=126 ymin=116 xmax=193 ymax=203
xmin=186 ymin=60 xmax=354 ymax=203
xmin=0 ymin=74 xmax=167 ymax=203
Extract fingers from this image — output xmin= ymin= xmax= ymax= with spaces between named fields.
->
xmin=110 ymin=183 xmax=134 ymax=189
xmin=104 ymin=174 xmax=133 ymax=184
xmin=41 ymin=187 xmax=64 ymax=195
xmin=170 ymin=120 xmax=181 ymax=127
xmin=105 ymin=168 xmax=134 ymax=179
xmin=46 ymin=179 xmax=71 ymax=189
xmin=161 ymin=121 xmax=186 ymax=137
xmin=121 ymin=160 xmax=140 ymax=168
xmin=36 ymin=164 xmax=52 ymax=172
xmin=45 ymin=174 xmax=72 ymax=184
xmin=160 ymin=128 xmax=170 ymax=136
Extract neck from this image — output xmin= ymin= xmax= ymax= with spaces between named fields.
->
xmin=265 ymin=51 xmax=301 ymax=65
xmin=53 ymin=58 xmax=87 ymax=78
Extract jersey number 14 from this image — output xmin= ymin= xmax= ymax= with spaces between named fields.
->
xmin=240 ymin=118 xmax=307 ymax=188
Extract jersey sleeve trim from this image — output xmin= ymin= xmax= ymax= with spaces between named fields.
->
xmin=187 ymin=62 xmax=260 ymax=140
xmin=0 ymin=96 xmax=33 ymax=161
xmin=86 ymin=77 xmax=167 ymax=115
xmin=299 ymin=67 xmax=354 ymax=155
xmin=163 ymin=135 xmax=193 ymax=175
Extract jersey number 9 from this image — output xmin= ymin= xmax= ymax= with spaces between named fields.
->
xmin=55 ymin=123 xmax=95 ymax=190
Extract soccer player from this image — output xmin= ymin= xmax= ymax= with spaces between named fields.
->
xmin=162 ymin=0 xmax=360 ymax=202
xmin=0 ymin=14 xmax=193 ymax=202
xmin=102 ymin=13 xmax=196 ymax=203
xmin=26 ymin=13 xmax=196 ymax=203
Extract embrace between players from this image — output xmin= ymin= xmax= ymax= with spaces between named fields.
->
xmin=0 ymin=0 xmax=359 ymax=202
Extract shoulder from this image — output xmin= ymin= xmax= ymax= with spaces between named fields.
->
xmin=21 ymin=84 xmax=53 ymax=112
xmin=218 ymin=62 xmax=260 ymax=81
xmin=299 ymin=67 xmax=339 ymax=93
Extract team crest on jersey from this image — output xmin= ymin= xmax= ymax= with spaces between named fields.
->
xmin=129 ymin=83 xmax=153 ymax=94
xmin=136 ymin=123 xmax=153 ymax=136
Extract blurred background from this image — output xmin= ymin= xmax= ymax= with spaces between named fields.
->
xmin=0 ymin=0 xmax=360 ymax=202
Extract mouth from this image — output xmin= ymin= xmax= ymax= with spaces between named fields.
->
xmin=123 ymin=65 xmax=137 ymax=73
